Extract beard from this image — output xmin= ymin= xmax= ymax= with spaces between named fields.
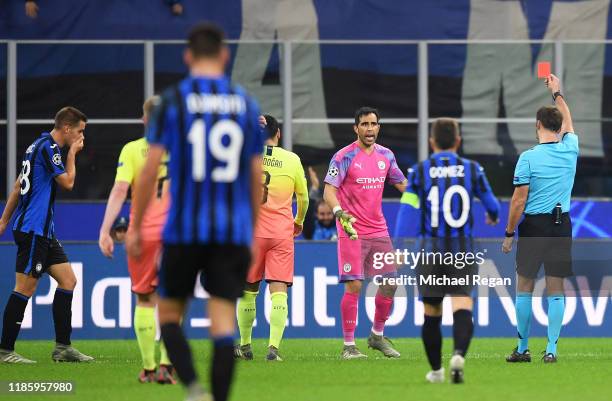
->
xmin=318 ymin=219 xmax=334 ymax=228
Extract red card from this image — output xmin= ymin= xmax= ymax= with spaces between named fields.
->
xmin=537 ymin=61 xmax=551 ymax=79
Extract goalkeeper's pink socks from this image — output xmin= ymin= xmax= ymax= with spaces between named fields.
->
xmin=341 ymin=293 xmax=393 ymax=343
xmin=372 ymin=294 xmax=393 ymax=335
xmin=341 ymin=292 xmax=359 ymax=345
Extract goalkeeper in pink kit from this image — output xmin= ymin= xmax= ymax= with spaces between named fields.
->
xmin=324 ymin=107 xmax=407 ymax=359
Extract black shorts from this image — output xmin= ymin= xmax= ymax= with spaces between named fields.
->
xmin=516 ymin=214 xmax=573 ymax=279
xmin=416 ymin=262 xmax=477 ymax=305
xmin=159 ymin=243 xmax=251 ymax=301
xmin=14 ymin=231 xmax=69 ymax=278
xmin=414 ymin=237 xmax=477 ymax=305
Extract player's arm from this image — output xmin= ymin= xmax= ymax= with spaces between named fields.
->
xmin=502 ymin=185 xmax=529 ymax=253
xmin=323 ymin=183 xmax=357 ymax=240
xmin=98 ymin=181 xmax=129 ymax=258
xmin=473 ymin=163 xmax=500 ymax=225
xmin=127 ymin=145 xmax=164 ymax=257
xmin=393 ymin=167 xmax=419 ymax=238
xmin=0 ymin=177 xmax=21 ymax=235
xmin=547 ymin=74 xmax=574 ymax=134
xmin=55 ymin=135 xmax=84 ymax=191
xmin=131 ymin=145 xmax=163 ymax=230
xmin=322 ymin=183 xmax=340 ymax=211
xmin=99 ymin=144 xmax=134 ymax=258
xmin=503 ymin=152 xmax=531 ymax=253
xmin=251 ymin=155 xmax=263 ymax=228
xmin=393 ymin=180 xmax=407 ymax=193
xmin=387 ymin=152 xmax=407 ymax=193
xmin=323 ymin=156 xmax=357 ymax=239
xmin=127 ymin=92 xmax=172 ymax=257
xmin=293 ymin=159 xmax=309 ymax=237
xmin=246 ymin=101 xmax=264 ymax=229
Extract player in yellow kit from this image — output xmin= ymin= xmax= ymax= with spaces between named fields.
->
xmin=98 ymin=96 xmax=176 ymax=384
xmin=235 ymin=114 xmax=309 ymax=361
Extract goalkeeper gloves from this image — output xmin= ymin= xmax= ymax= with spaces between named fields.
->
xmin=333 ymin=207 xmax=358 ymax=240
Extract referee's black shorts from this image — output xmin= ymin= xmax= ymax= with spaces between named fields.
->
xmin=516 ymin=213 xmax=573 ymax=279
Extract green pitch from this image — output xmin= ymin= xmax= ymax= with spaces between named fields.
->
xmin=1 ymin=338 xmax=611 ymax=401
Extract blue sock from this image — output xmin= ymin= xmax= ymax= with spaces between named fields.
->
xmin=515 ymin=292 xmax=532 ymax=353
xmin=546 ymin=294 xmax=565 ymax=356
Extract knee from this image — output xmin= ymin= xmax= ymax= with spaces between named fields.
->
xmin=157 ymin=301 xmax=183 ymax=324
xmin=14 ymin=283 xmax=36 ymax=298
xmin=517 ymin=275 xmax=535 ymax=293
xmin=244 ymin=282 xmax=260 ymax=293
xmin=136 ymin=292 xmax=156 ymax=306
xmin=424 ymin=304 xmax=443 ymax=317
xmin=452 ymin=297 xmax=473 ymax=312
xmin=379 ymin=284 xmax=397 ymax=297
xmin=14 ymin=276 xmax=38 ymax=298
xmin=158 ymin=309 xmax=180 ymax=324
xmin=60 ymin=275 xmax=77 ymax=291
xmin=345 ymin=281 xmax=362 ymax=294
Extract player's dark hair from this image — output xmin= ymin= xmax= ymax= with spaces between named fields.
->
xmin=263 ymin=114 xmax=280 ymax=139
xmin=354 ymin=107 xmax=380 ymax=125
xmin=431 ymin=118 xmax=459 ymax=150
xmin=536 ymin=106 xmax=563 ymax=132
xmin=54 ymin=106 xmax=88 ymax=129
xmin=316 ymin=199 xmax=331 ymax=212
xmin=188 ymin=23 xmax=225 ymax=58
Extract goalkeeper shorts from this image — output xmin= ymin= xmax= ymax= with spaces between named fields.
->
xmin=337 ymin=236 xmax=397 ymax=282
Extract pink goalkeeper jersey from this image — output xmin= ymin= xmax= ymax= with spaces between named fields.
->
xmin=324 ymin=142 xmax=406 ymax=238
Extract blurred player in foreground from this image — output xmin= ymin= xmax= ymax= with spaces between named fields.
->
xmin=324 ymin=107 xmax=407 ymax=359
xmin=503 ymin=74 xmax=578 ymax=364
xmin=395 ymin=118 xmax=499 ymax=383
xmin=98 ymin=97 xmax=176 ymax=384
xmin=127 ymin=23 xmax=263 ymax=401
xmin=235 ymin=114 xmax=309 ymax=362
xmin=0 ymin=107 xmax=93 ymax=363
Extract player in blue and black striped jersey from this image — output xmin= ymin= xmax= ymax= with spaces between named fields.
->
xmin=126 ymin=23 xmax=263 ymax=401
xmin=394 ymin=123 xmax=499 ymax=240
xmin=394 ymin=118 xmax=499 ymax=384
xmin=0 ymin=107 xmax=93 ymax=364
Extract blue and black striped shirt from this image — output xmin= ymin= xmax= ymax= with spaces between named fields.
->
xmin=395 ymin=151 xmax=499 ymax=238
xmin=146 ymin=75 xmax=263 ymax=245
xmin=13 ymin=132 xmax=65 ymax=238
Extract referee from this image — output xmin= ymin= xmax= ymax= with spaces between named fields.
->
xmin=502 ymin=74 xmax=578 ymax=364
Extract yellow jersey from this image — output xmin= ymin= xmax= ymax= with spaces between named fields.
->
xmin=256 ymin=145 xmax=309 ymax=239
xmin=115 ymin=137 xmax=170 ymax=240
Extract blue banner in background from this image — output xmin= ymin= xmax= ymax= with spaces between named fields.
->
xmin=0 ymin=241 xmax=610 ymax=340
xmin=1 ymin=200 xmax=610 ymax=243
xmin=3 ymin=0 xmax=612 ymax=76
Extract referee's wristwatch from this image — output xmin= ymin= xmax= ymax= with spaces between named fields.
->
xmin=504 ymin=230 xmax=515 ymax=238
xmin=552 ymin=91 xmax=563 ymax=102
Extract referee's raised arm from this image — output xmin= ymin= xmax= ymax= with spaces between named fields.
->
xmin=547 ymin=74 xmax=574 ymax=135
